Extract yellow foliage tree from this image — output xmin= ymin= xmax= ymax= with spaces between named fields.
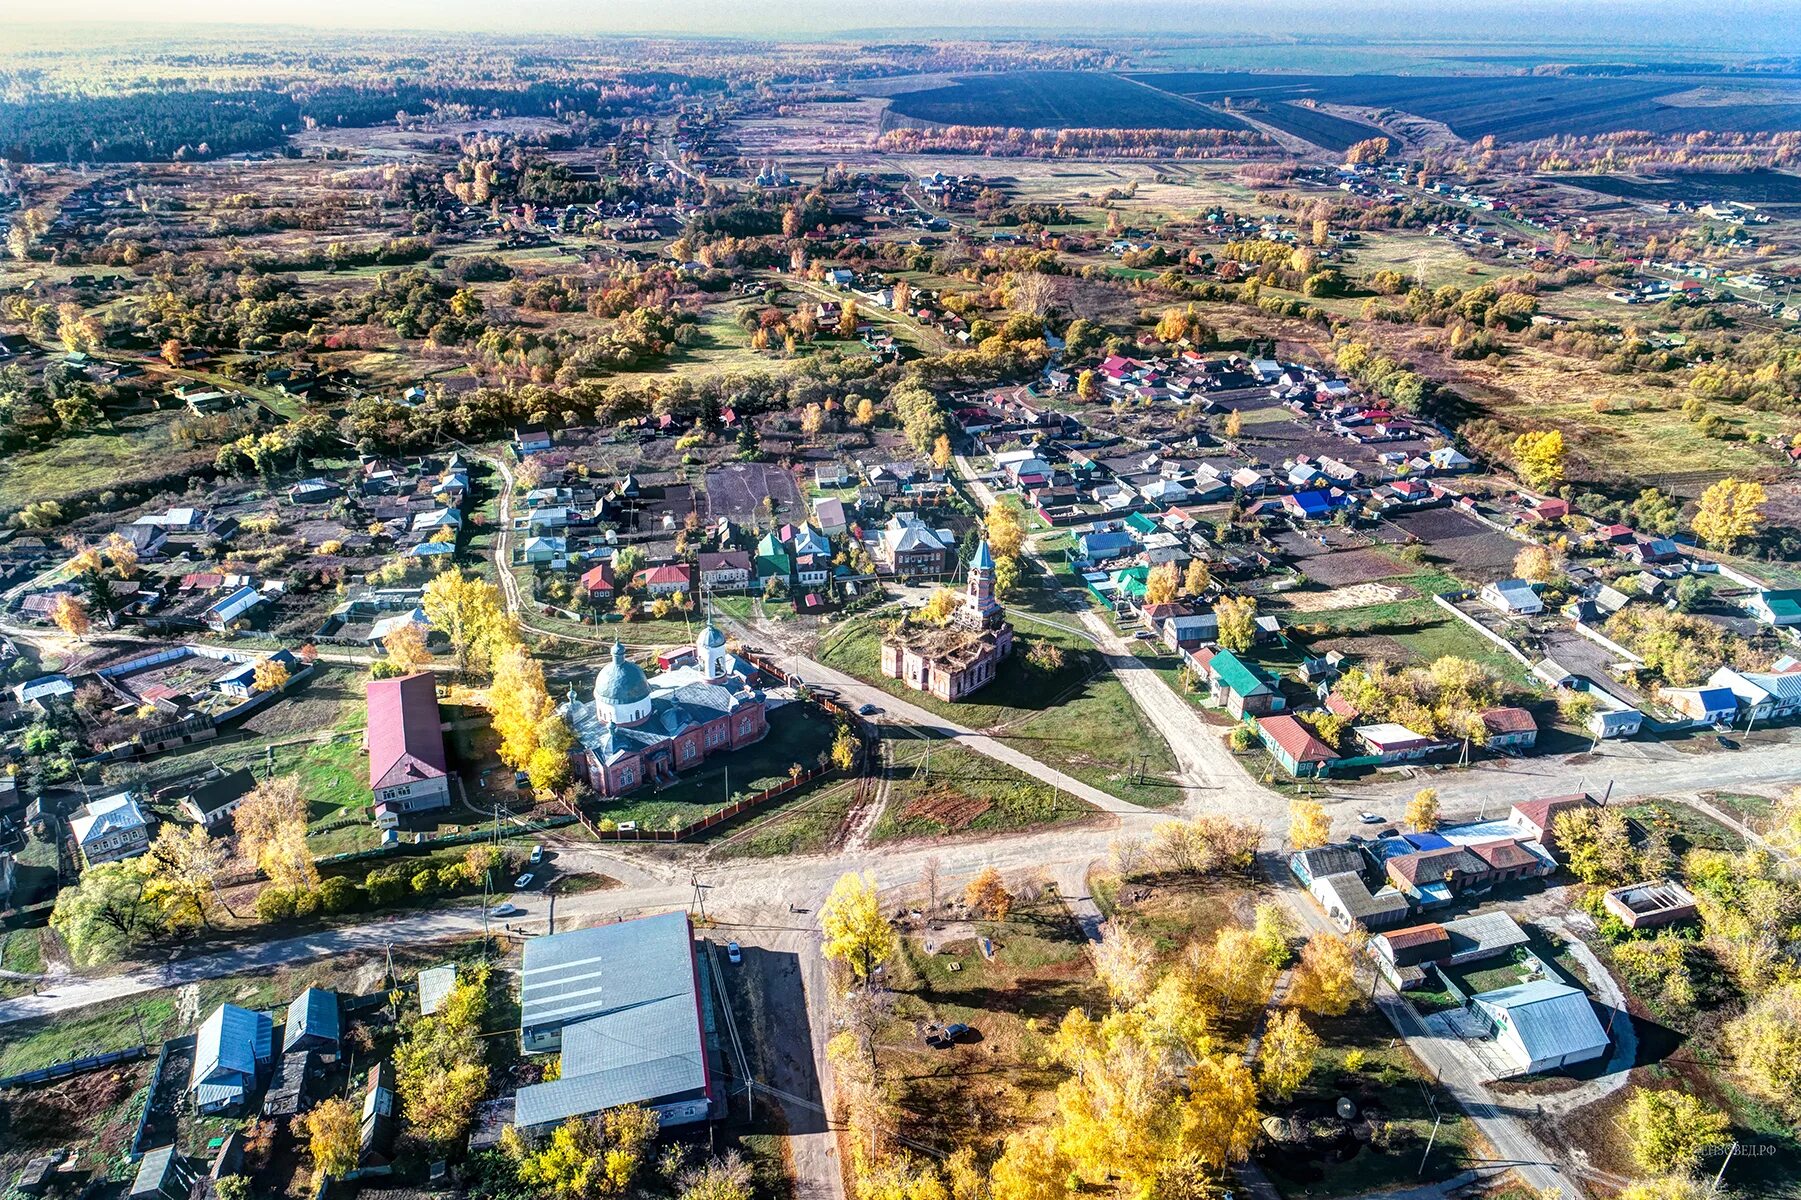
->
xmin=232 ymin=776 xmax=319 ymax=890
xmin=50 ymin=594 xmax=90 ymax=639
xmin=1726 ymin=982 xmax=1801 ymax=1119
xmin=421 ymin=569 xmax=514 ymax=677
xmin=1183 ymin=558 xmax=1212 ymax=597
xmin=1223 ymin=409 xmax=1243 ymax=439
xmin=1512 ymin=429 xmax=1566 ymax=491
xmin=1144 ymin=561 xmax=1179 ymax=607
xmin=1692 ymin=477 xmax=1766 ymax=552
xmin=304 ymin=1096 xmax=362 ymax=1181
xmin=917 ymin=586 xmax=960 ymax=624
xmin=382 ymin=622 xmax=432 ymax=673
xmin=1621 ymin=1088 xmax=1731 ymax=1175
xmin=491 ymin=644 xmax=551 ymax=772
xmin=1291 ymin=933 xmax=1362 ymax=1016
xmin=1257 ymin=1009 xmax=1320 ymax=1100
xmin=143 ymin=823 xmax=229 ymax=929
xmin=963 ymin=866 xmax=1013 ymax=919
xmin=252 ymin=658 xmax=291 ymax=693
xmin=984 ymin=497 xmax=1027 ymax=562
xmin=932 ymin=433 xmax=952 ymax=470
xmin=1214 ymin=594 xmax=1258 ymax=653
xmin=1288 ymin=798 xmax=1331 ymax=850
xmin=1405 ymin=787 xmax=1440 ymax=832
xmin=821 ymin=872 xmax=896 ymax=989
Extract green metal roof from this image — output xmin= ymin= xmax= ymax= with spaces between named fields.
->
xmin=1210 ymin=649 xmax=1274 ymax=699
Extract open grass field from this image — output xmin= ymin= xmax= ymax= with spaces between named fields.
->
xmin=881 ymin=71 xmax=1255 ymax=132
xmin=1124 ymin=70 xmax=1801 ymax=142
xmin=1556 ymin=168 xmax=1801 ymax=205
xmin=0 ymin=409 xmax=216 ymax=505
xmin=872 ymin=737 xmax=1091 ymax=841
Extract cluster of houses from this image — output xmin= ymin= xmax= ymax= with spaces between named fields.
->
xmin=1293 ymin=792 xmax=1632 ymax=1079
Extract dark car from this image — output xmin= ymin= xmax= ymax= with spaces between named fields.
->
xmin=925 ymin=1022 xmax=972 ymax=1049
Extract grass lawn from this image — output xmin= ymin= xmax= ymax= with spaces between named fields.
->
xmin=1622 ymin=798 xmax=1744 ymax=856
xmin=871 ymin=738 xmax=1093 ymax=842
xmin=997 ymin=672 xmax=1186 ymax=808
xmin=710 ymin=781 xmax=858 ymax=859
xmin=0 ymin=410 xmax=213 ymax=504
xmin=590 ymin=703 xmax=839 ymax=832
xmin=1259 ymin=1007 xmax=1486 ymax=1197
xmin=878 ymin=891 xmax=1110 ymax=1148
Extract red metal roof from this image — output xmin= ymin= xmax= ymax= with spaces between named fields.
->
xmin=1382 ymin=924 xmax=1450 ymax=951
xmin=1510 ymin=793 xmax=1593 ymax=833
xmin=1470 ymin=839 xmax=1541 ymax=872
xmin=1480 ymin=706 xmax=1537 ymax=735
xmin=366 ymin=673 xmax=447 ymax=790
xmin=1257 ymin=714 xmax=1339 ymax=764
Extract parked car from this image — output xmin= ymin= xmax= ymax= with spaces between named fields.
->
xmin=513 ymin=873 xmax=535 ymax=890
xmin=857 ymin=703 xmax=880 ymax=715
xmin=491 ymin=902 xmax=521 ymax=917
xmin=530 ymin=844 xmax=545 ymax=864
xmin=1358 ymin=811 xmax=1385 ymax=824
xmin=727 ymin=941 xmax=742 ymax=965
xmin=925 ymin=1022 xmax=972 ymax=1049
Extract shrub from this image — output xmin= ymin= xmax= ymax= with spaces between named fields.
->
xmin=318 ymin=876 xmax=360 ymax=914
xmin=411 ymin=868 xmax=439 ymax=895
xmin=254 ymin=886 xmax=299 ymax=922
xmin=365 ymin=867 xmax=407 ymax=906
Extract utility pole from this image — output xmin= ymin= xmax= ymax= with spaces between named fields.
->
xmin=1710 ymin=1142 xmax=1736 ymax=1195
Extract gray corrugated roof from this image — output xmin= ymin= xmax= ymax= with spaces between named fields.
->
xmin=521 ymin=911 xmax=696 ymax=1033
xmin=418 ymin=965 xmax=457 ymax=1015
xmin=1442 ymin=912 xmax=1530 ymax=956
xmin=190 ymin=1004 xmax=271 ymax=1094
xmin=131 ymin=1146 xmax=176 ymax=1198
xmin=515 ymin=1055 xmax=706 ymax=1129
xmin=1477 ymin=980 xmax=1608 ymax=1063
xmin=516 ymin=913 xmax=708 ymax=1126
xmin=284 ymin=987 xmax=340 ymax=1053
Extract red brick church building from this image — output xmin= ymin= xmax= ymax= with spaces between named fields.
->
xmin=881 ymin=541 xmax=1014 ymax=701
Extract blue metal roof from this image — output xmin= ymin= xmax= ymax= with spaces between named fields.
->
xmin=594 ymin=641 xmax=651 ymax=707
xmin=1476 ymin=979 xmax=1609 ymax=1065
xmin=284 ymin=987 xmax=340 ymax=1053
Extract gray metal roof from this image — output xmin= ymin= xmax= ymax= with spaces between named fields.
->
xmin=516 ymin=913 xmax=708 ymax=1126
xmin=520 ymin=911 xmax=698 ymax=1033
xmin=1442 ymin=912 xmax=1530 ymax=957
xmin=283 ymin=986 xmax=340 ymax=1053
xmin=1476 ymin=980 xmax=1608 ymax=1063
xmin=190 ymin=1004 xmax=271 ymax=1095
xmin=418 ymin=965 xmax=457 ymax=1015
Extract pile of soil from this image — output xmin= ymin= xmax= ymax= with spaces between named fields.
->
xmin=900 ymin=785 xmax=991 ymax=831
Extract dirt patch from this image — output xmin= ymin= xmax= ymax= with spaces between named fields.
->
xmin=1298 ymin=548 xmax=1412 ymax=587
xmin=1280 ymin=581 xmax=1413 ymax=611
xmin=1 ymin=1066 xmax=140 ymax=1148
xmin=899 ymin=785 xmax=992 ymax=832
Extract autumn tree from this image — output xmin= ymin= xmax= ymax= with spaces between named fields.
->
xmin=964 ymin=866 xmax=1014 ymax=919
xmin=1345 ymin=136 xmax=1390 ymax=164
xmin=252 ymin=658 xmax=291 ymax=693
xmin=422 ymin=569 xmax=514 ymax=676
xmin=305 ymin=1096 xmax=362 ymax=1182
xmin=1144 ymin=561 xmax=1179 ymax=607
xmin=144 ymin=824 xmax=230 ymax=929
xmin=395 ymin=967 xmax=490 ymax=1149
xmin=1214 ymin=594 xmax=1258 ymax=653
xmin=491 ymin=644 xmax=551 ymax=772
xmin=510 ymin=1106 xmax=657 ymax=1199
xmin=1076 ymin=369 xmax=1099 ymax=401
xmin=1512 ymin=429 xmax=1566 ymax=491
xmin=50 ymin=856 xmax=162 ymax=965
xmin=528 ymin=713 xmax=574 ymax=791
xmin=1288 ymin=797 xmax=1330 ymax=850
xmin=1513 ymin=544 xmax=1560 ymax=585
xmin=1692 ymin=477 xmax=1767 ymax=552
xmin=1095 ymin=926 xmax=1158 ymax=1005
xmin=1207 ymin=925 xmax=1278 ymax=1009
xmin=1223 ymin=408 xmax=1243 ymax=440
xmin=1553 ymin=805 xmax=1639 ymax=886
xmin=917 ymin=586 xmax=960 ymax=624
xmin=1291 ymin=932 xmax=1362 ymax=1016
xmin=1404 ymin=788 xmax=1440 ymax=832
xmin=820 ymin=872 xmax=896 ymax=990
xmin=50 ymin=594 xmax=90 ymax=639
xmin=382 ymin=622 xmax=432 ymax=673
xmin=1257 ymin=1009 xmax=1320 ymax=1100
xmin=1726 ymin=982 xmax=1801 ymax=1118
xmin=233 ymin=775 xmax=319 ymax=891
xmin=103 ymin=531 xmax=140 ymax=579
xmin=984 ymin=496 xmax=1027 ymax=562
xmin=830 ymin=723 xmax=858 ymax=772
xmin=1621 ymin=1088 xmax=1731 ymax=1175
xmin=1183 ymin=558 xmax=1212 ymax=597
xmin=932 ymin=433 xmax=952 ymax=470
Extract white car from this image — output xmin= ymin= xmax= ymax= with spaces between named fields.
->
xmin=727 ymin=941 xmax=742 ymax=965
xmin=513 ymin=872 xmax=535 ymax=890
xmin=530 ymin=844 xmax=544 ymax=865
xmin=491 ymin=902 xmax=521 ymax=918
xmin=1358 ymin=811 xmax=1385 ymax=824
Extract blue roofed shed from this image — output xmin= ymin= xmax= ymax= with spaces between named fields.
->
xmin=283 ymin=986 xmax=341 ymax=1055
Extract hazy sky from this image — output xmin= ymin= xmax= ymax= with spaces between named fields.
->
xmin=20 ymin=0 xmax=1801 ymax=47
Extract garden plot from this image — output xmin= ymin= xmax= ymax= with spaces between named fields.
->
xmin=704 ymin=461 xmax=806 ymax=524
xmin=1376 ymin=506 xmax=1522 ymax=581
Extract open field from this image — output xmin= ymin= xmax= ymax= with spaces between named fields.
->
xmin=1254 ymin=101 xmax=1388 ymax=152
xmin=1123 ymin=70 xmax=1801 ymax=141
xmin=1556 ymin=168 xmax=1801 ymax=205
xmin=872 ymin=737 xmax=1093 ymax=842
xmin=880 ymin=71 xmax=1256 ymax=132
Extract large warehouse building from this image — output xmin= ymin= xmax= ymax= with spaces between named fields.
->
xmin=515 ymin=912 xmax=718 ymax=1132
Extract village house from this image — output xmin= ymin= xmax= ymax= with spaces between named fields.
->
xmin=1256 ymin=713 xmax=1341 ymax=777
xmin=697 ymin=550 xmax=753 ymax=591
xmin=1479 ymin=706 xmax=1538 ymax=750
xmin=71 ymin=792 xmax=152 ymax=867
xmin=1194 ymin=648 xmax=1284 ymax=718
xmin=636 ymin=563 xmax=694 ymax=597
xmin=366 ymin=673 xmax=452 ymax=827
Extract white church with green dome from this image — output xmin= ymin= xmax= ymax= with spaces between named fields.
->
xmin=558 ymin=624 xmax=769 ymax=797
